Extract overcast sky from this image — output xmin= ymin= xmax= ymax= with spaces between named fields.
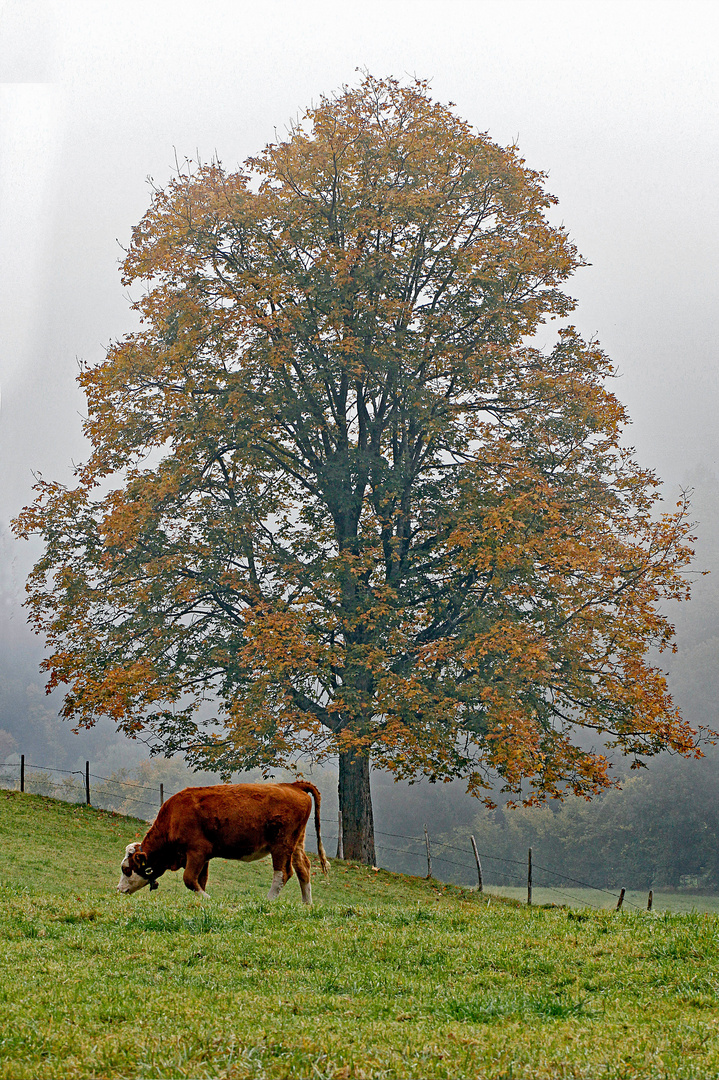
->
xmin=2 ymin=0 xmax=718 ymax=640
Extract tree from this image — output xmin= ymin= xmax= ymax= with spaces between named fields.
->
xmin=15 ymin=75 xmax=701 ymax=864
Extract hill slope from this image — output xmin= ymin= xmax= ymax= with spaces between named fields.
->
xmin=0 ymin=790 xmax=469 ymax=904
xmin=1 ymin=792 xmax=718 ymax=1080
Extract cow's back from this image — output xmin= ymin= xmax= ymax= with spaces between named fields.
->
xmin=157 ymin=783 xmax=312 ymax=859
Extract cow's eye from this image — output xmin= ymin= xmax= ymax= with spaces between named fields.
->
xmin=121 ymin=864 xmax=132 ymax=877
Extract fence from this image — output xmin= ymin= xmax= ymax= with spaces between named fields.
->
xmin=0 ymin=756 xmax=647 ymax=910
xmin=0 ymin=756 xmax=166 ymax=819
xmin=315 ymin=818 xmax=645 ymax=910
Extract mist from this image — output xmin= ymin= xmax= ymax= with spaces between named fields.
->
xmin=2 ymin=1 xmax=718 ymax=858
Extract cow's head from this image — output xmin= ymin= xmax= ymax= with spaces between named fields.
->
xmin=117 ymin=842 xmax=159 ymax=894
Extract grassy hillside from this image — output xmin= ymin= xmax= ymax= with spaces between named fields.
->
xmin=0 ymin=790 xmax=467 ymax=904
xmin=2 ymin=793 xmax=719 ymax=1079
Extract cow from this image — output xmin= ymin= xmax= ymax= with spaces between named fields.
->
xmin=117 ymin=780 xmax=329 ymax=904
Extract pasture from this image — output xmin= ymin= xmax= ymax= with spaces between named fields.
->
xmin=486 ymin=887 xmax=719 ymax=914
xmin=2 ymin=792 xmax=719 ymax=1078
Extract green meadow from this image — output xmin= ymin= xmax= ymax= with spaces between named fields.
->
xmin=485 ymin=887 xmax=719 ymax=914
xmin=2 ymin=791 xmax=719 ymax=1079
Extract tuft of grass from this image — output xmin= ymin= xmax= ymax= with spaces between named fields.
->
xmin=2 ymin=791 xmax=719 ymax=1078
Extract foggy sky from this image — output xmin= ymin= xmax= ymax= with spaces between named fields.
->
xmin=2 ymin=0 xmax=719 ymax=650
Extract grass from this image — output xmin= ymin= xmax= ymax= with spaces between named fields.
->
xmin=2 ymin=792 xmax=719 ymax=1078
xmin=487 ymin=886 xmax=719 ymax=914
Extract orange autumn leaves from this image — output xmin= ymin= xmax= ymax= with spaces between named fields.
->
xmin=14 ymin=74 xmax=702 ymax=808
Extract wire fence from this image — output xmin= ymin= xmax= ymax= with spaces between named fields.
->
xmin=312 ymin=818 xmax=642 ymax=910
xmin=1 ymin=756 xmax=642 ymax=910
xmin=0 ymin=757 xmax=165 ymax=818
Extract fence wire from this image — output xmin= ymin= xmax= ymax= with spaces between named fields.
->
xmin=0 ymin=759 xmax=164 ymax=819
xmin=323 ymin=820 xmax=634 ymax=908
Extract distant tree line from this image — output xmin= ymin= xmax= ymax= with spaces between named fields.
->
xmin=452 ymin=750 xmax=719 ymax=890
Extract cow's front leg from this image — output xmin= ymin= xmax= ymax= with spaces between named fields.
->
xmin=183 ymin=850 xmax=211 ymax=894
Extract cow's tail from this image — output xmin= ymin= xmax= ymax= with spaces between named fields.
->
xmin=294 ymin=781 xmax=330 ymax=874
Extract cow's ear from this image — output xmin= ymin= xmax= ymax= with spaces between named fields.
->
xmin=133 ymin=851 xmax=148 ymax=874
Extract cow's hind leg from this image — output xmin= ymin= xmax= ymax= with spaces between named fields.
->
xmin=268 ymin=850 xmax=293 ymax=900
xmin=292 ymin=847 xmax=313 ymax=905
xmin=183 ymin=850 xmax=211 ymax=894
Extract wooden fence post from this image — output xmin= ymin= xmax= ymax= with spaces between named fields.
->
xmin=336 ymin=811 xmax=343 ymax=860
xmin=647 ymin=890 xmax=653 ymax=911
xmin=160 ymin=783 xmax=164 ymax=806
xmin=85 ymin=761 xmax=90 ymax=806
xmin=616 ymin=888 xmax=625 ymax=910
xmin=527 ymin=847 xmax=532 ymax=906
xmin=424 ymin=824 xmax=432 ymax=878
xmin=20 ymin=754 xmax=25 ymax=793
xmin=470 ymin=835 xmax=483 ymax=893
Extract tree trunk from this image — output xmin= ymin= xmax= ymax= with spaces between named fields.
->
xmin=338 ymin=749 xmax=376 ymax=864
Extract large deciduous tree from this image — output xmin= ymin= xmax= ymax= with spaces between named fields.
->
xmin=16 ymin=75 xmax=700 ymax=864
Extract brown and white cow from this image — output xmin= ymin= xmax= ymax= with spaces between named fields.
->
xmin=117 ymin=781 xmax=329 ymax=904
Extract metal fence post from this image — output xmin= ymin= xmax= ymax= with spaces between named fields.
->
xmin=20 ymin=754 xmax=25 ymax=793
xmin=424 ymin=824 xmax=432 ymax=878
xmin=527 ymin=847 xmax=532 ymax=906
xmin=85 ymin=761 xmax=90 ymax=805
xmin=160 ymin=783 xmax=164 ymax=806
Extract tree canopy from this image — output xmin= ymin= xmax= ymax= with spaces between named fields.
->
xmin=15 ymin=75 xmax=700 ymax=862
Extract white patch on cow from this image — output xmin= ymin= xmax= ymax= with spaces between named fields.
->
xmin=117 ymin=841 xmax=150 ymax=894
xmin=268 ymin=869 xmax=285 ymax=899
xmin=300 ymin=878 xmax=312 ymax=905
xmin=117 ymin=869 xmax=150 ymax=894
